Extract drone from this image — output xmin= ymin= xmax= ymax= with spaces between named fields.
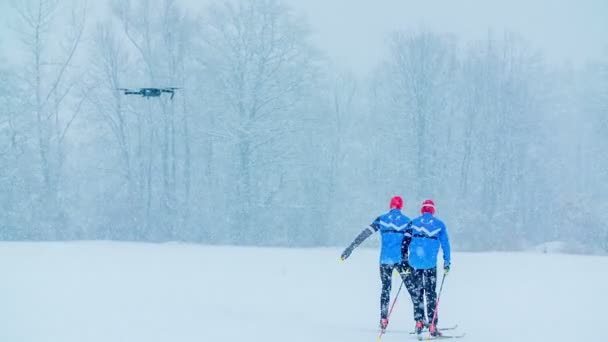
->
xmin=118 ymin=87 xmax=179 ymax=99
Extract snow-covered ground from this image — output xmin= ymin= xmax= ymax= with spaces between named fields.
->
xmin=1 ymin=242 xmax=606 ymax=342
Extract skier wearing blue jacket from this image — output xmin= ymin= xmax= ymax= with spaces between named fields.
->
xmin=340 ymin=196 xmax=414 ymax=331
xmin=403 ymin=199 xmax=451 ymax=337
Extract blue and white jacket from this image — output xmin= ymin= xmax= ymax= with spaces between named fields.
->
xmin=343 ymin=208 xmax=411 ymax=265
xmin=405 ymin=213 xmax=451 ymax=270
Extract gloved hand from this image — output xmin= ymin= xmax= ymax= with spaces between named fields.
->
xmin=399 ymin=262 xmax=412 ymax=277
xmin=340 ymin=247 xmax=353 ymax=261
xmin=443 ymin=262 xmax=451 ymax=274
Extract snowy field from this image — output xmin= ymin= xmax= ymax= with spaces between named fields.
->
xmin=1 ymin=242 xmax=606 ymax=342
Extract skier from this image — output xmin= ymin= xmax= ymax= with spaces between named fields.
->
xmin=403 ymin=199 xmax=451 ymax=337
xmin=340 ymin=196 xmax=414 ymax=331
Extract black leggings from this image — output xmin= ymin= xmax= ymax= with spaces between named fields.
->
xmin=379 ymin=263 xmax=413 ymax=319
xmin=405 ymin=267 xmax=438 ymax=324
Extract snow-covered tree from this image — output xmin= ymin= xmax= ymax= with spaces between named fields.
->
xmin=457 ymin=32 xmax=545 ymax=249
xmin=11 ymin=0 xmax=87 ymax=239
xmin=194 ymin=0 xmax=325 ymax=244
xmin=383 ymin=30 xmax=459 ymax=195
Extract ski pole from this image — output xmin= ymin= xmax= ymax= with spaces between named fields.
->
xmin=427 ymin=272 xmax=447 ymax=341
xmin=377 ymin=279 xmax=404 ymax=340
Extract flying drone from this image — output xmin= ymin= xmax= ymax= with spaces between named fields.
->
xmin=118 ymin=87 xmax=179 ymax=99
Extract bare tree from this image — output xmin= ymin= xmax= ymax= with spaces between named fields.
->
xmin=105 ymin=0 xmax=193 ymax=241
xmin=12 ymin=0 xmax=87 ymax=239
xmin=196 ymin=0 xmax=321 ymax=244
xmin=458 ymin=32 xmax=544 ymax=248
xmin=384 ymin=30 xmax=458 ymax=194
xmin=0 ymin=58 xmax=28 ymax=239
xmin=85 ymin=20 xmax=142 ymax=239
xmin=324 ymin=69 xmax=359 ymax=243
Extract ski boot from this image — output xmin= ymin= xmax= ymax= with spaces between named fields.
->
xmin=415 ymin=320 xmax=424 ymax=334
xmin=414 ymin=320 xmax=425 ymax=340
xmin=379 ymin=318 xmax=388 ymax=330
xmin=429 ymin=323 xmax=442 ymax=337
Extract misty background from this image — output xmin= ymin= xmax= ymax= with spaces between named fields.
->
xmin=0 ymin=0 xmax=606 ymax=253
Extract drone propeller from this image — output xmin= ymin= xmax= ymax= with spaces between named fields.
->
xmin=161 ymin=87 xmax=179 ymax=99
xmin=117 ymin=88 xmax=140 ymax=95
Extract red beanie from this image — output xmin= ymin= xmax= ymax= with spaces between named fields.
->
xmin=421 ymin=199 xmax=435 ymax=215
xmin=389 ymin=196 xmax=403 ymax=210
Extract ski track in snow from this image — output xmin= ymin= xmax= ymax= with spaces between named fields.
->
xmin=0 ymin=241 xmax=606 ymax=342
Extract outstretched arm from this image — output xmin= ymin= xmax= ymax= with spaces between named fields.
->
xmin=340 ymin=218 xmax=380 ymax=261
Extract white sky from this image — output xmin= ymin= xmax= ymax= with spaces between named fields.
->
xmin=280 ymin=0 xmax=608 ymax=72
xmin=0 ymin=0 xmax=607 ymax=73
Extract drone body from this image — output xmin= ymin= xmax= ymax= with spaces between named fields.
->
xmin=118 ymin=87 xmax=179 ymax=99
